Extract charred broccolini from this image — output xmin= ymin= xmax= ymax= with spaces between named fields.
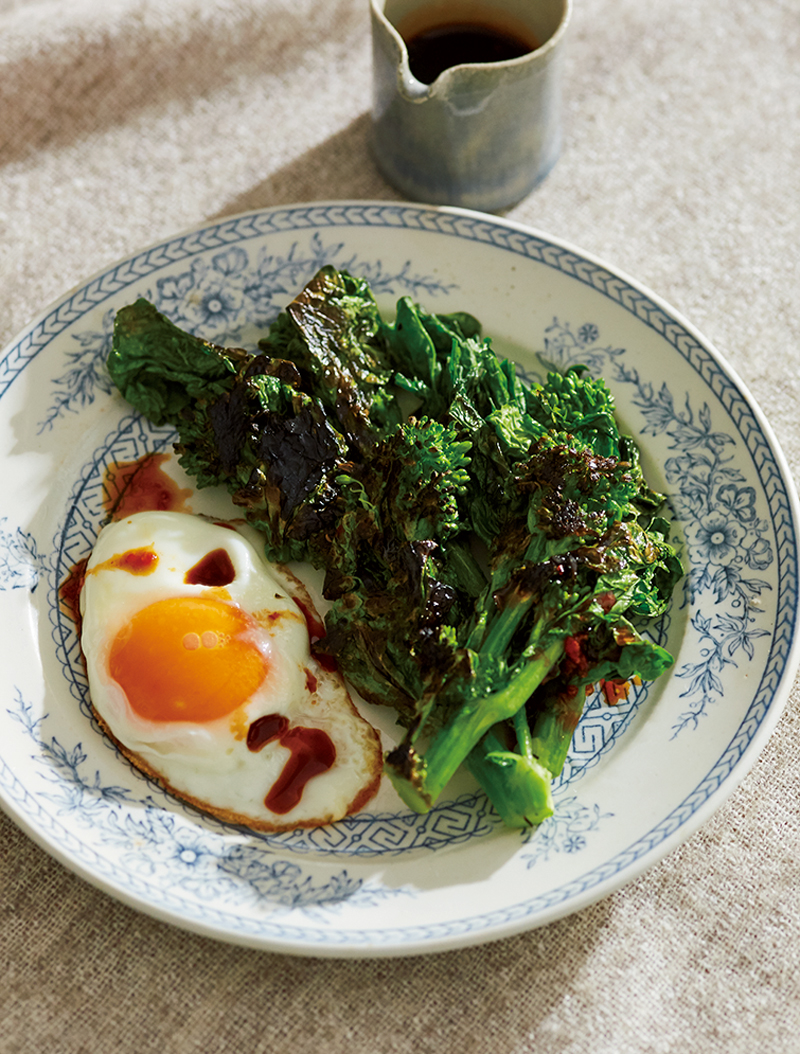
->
xmin=107 ymin=266 xmax=682 ymax=828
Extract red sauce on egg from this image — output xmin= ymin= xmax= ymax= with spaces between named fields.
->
xmin=184 ymin=548 xmax=236 ymax=587
xmin=115 ymin=547 xmax=158 ymax=574
xmin=61 ymin=452 xmax=187 ymax=634
xmin=265 ymin=727 xmax=336 ymax=814
xmin=247 ymin=713 xmax=289 ymax=751
xmin=246 ymin=712 xmax=336 ymax=815
xmin=103 ymin=452 xmax=193 ymax=519
xmin=292 ymin=595 xmax=326 ymax=642
xmin=314 ymin=651 xmax=340 ymax=674
xmin=84 ymin=546 xmax=159 ymax=578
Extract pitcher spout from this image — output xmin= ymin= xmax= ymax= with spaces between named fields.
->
xmin=399 ymin=66 xmax=432 ymax=102
xmin=370 ymin=0 xmax=432 ymax=102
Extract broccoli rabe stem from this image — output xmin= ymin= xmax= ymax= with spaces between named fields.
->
xmin=528 ymin=685 xmax=589 ymax=777
xmin=386 ymin=636 xmax=565 ymax=813
xmin=444 ymin=538 xmax=489 ymax=600
xmin=513 ymin=704 xmax=535 ymax=758
xmin=471 ymin=594 xmax=532 ymax=656
xmin=464 ymin=727 xmax=555 ymax=828
xmin=464 ymin=687 xmax=587 ymax=828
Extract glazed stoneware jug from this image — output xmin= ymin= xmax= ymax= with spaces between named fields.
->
xmin=369 ymin=0 xmax=571 ymax=212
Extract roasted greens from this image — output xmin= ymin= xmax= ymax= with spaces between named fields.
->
xmin=108 ymin=266 xmax=682 ymax=828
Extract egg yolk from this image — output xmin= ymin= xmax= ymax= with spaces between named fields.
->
xmin=109 ymin=596 xmax=269 ymax=722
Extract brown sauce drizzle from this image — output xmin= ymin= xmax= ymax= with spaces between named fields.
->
xmin=90 ymin=546 xmax=159 ymax=577
xmin=246 ymin=712 xmax=336 ymax=815
xmin=63 ymin=453 xmax=191 ymax=632
xmin=118 ymin=548 xmax=158 ymax=573
xmin=313 ymin=650 xmax=340 ymax=674
xmin=59 ymin=557 xmax=88 ymax=634
xmin=102 ymin=452 xmax=192 ymax=519
xmin=266 ymin=727 xmax=336 ymax=814
xmin=292 ymin=594 xmax=326 ymax=642
xmin=185 ymin=548 xmax=236 ymax=587
xmin=247 ymin=713 xmax=289 ymax=751
xmin=292 ymin=594 xmax=341 ymax=672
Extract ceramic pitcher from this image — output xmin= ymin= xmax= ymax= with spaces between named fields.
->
xmin=369 ymin=0 xmax=571 ymax=212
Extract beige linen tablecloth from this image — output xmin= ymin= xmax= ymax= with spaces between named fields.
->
xmin=2 ymin=1 xmax=799 ymax=1050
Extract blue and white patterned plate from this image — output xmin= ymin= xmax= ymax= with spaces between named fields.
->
xmin=1 ymin=202 xmax=798 ymax=958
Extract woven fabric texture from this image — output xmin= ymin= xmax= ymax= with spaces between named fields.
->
xmin=1 ymin=1 xmax=799 ymax=1051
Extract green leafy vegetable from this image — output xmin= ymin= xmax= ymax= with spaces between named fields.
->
xmin=109 ymin=266 xmax=683 ymax=828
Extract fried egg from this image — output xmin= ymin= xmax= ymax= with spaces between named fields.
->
xmin=79 ymin=510 xmax=382 ymax=830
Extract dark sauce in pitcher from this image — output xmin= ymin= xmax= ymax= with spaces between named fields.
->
xmin=403 ymin=20 xmax=538 ymax=84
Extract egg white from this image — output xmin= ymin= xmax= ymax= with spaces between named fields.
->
xmin=79 ymin=510 xmax=382 ymax=830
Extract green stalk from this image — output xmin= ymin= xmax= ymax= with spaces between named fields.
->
xmin=528 ymin=684 xmax=589 ymax=777
xmin=465 ymin=727 xmax=554 ymax=828
xmin=386 ymin=636 xmax=564 ymax=812
xmin=445 ymin=538 xmax=489 ymax=599
xmin=513 ymin=704 xmax=534 ymax=757
xmin=477 ymin=596 xmax=534 ymax=656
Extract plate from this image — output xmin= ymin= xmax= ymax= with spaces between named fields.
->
xmin=1 ymin=202 xmax=798 ymax=958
